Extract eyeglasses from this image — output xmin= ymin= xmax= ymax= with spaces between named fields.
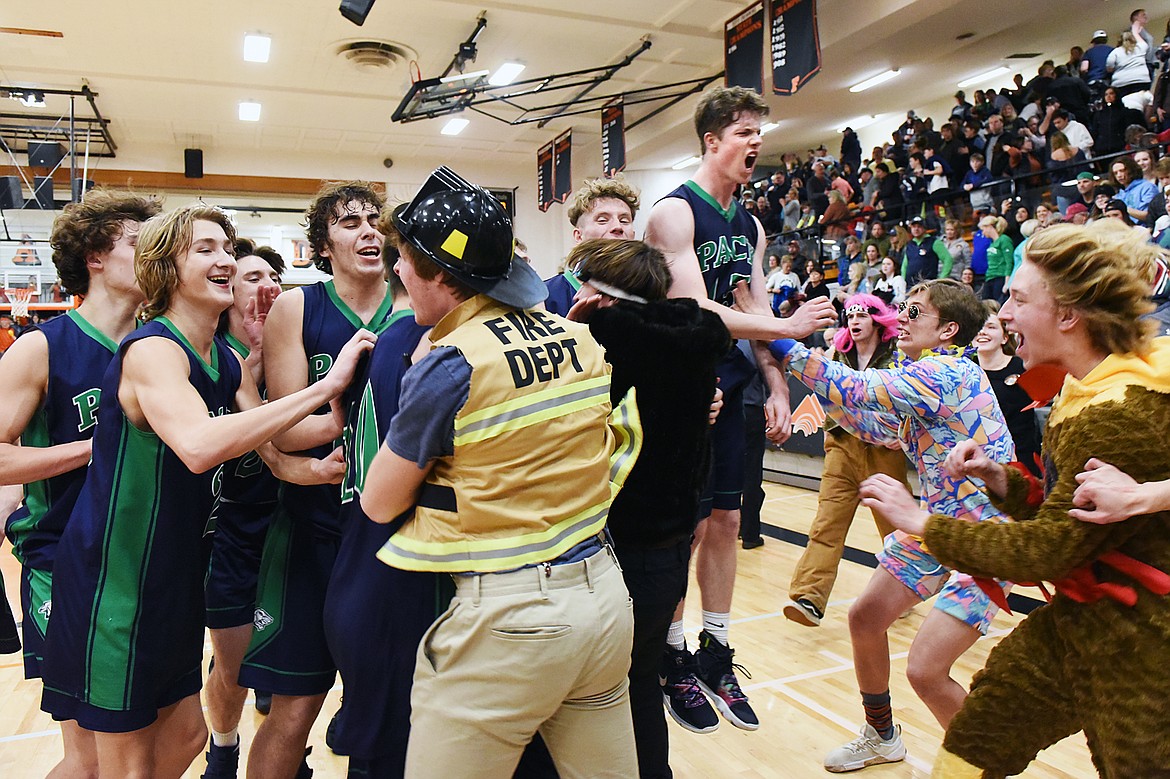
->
xmin=898 ymin=302 xmax=940 ymax=321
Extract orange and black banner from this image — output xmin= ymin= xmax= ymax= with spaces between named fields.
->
xmin=770 ymin=0 xmax=821 ymax=95
xmin=537 ymin=141 xmax=555 ymax=212
xmin=725 ymin=1 xmax=765 ymax=93
xmin=601 ymin=99 xmax=626 ymax=178
xmin=553 ymin=130 xmax=573 ymax=204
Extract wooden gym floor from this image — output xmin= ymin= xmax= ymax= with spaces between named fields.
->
xmin=0 ymin=481 xmax=1093 ymax=777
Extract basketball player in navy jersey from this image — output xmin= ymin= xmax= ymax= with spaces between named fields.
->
xmin=1 ymin=190 xmax=160 ymax=777
xmin=544 ymin=177 xmax=640 ymax=315
xmin=39 ymin=204 xmax=373 ymax=778
xmin=645 ymin=86 xmax=836 ymax=732
xmin=240 ymin=182 xmax=396 ymax=779
xmin=201 ymin=238 xmax=285 ymax=778
xmin=323 ymin=230 xmax=438 ymax=777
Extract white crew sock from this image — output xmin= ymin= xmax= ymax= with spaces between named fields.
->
xmin=211 ymin=728 xmax=239 ymax=748
xmin=666 ymin=620 xmax=686 ymax=650
xmin=702 ymin=611 xmax=731 ymax=645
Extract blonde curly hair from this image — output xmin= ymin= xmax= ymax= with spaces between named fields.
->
xmin=566 ymin=176 xmax=640 ymax=227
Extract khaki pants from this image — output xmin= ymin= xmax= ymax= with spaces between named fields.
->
xmin=788 ymin=432 xmax=910 ymax=612
xmin=405 ymin=548 xmax=637 ymax=779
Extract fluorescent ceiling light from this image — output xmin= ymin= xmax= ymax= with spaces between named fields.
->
xmin=440 ymin=69 xmax=489 ymax=84
xmin=849 ymin=69 xmax=900 ymax=93
xmin=957 ymin=66 xmax=1011 ymax=88
xmin=441 ymin=117 xmax=469 ymax=135
xmin=243 ymin=34 xmax=271 ymax=63
xmin=239 ymin=101 xmax=262 ymax=121
xmin=760 ymin=122 xmax=780 ymax=135
xmin=672 ymin=155 xmax=701 ymax=170
xmin=489 ymin=62 xmax=526 ymax=86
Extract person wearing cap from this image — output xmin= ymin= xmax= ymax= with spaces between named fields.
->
xmin=901 ymin=216 xmax=953 ymax=285
xmin=951 ymin=91 xmax=973 ymax=122
xmin=361 ymin=167 xmax=642 ymax=778
xmin=840 ymin=127 xmax=863 ymax=174
xmin=1065 ymin=201 xmax=1091 ymax=224
xmin=1092 ymin=182 xmax=1118 ymax=220
xmin=1105 ymin=197 xmax=1138 ymax=224
xmin=1082 ymin=30 xmax=1113 ymax=82
xmin=1070 ymin=171 xmax=1099 ymax=214
xmin=544 ymin=176 xmax=640 ymax=316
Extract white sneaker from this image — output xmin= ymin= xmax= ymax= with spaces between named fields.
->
xmin=824 ymin=724 xmax=906 ymax=773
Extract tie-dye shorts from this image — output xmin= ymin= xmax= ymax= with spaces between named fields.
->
xmin=876 ymin=530 xmax=1005 ymax=634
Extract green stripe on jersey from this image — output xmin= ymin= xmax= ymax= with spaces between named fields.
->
xmin=8 ymin=409 xmax=51 ymax=565
xmin=323 ymin=280 xmax=397 ymax=334
xmin=155 ymin=316 xmax=220 ymax=380
xmin=84 ymin=420 xmax=165 ymax=709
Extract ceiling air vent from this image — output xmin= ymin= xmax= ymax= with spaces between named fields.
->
xmin=337 ymin=41 xmax=414 ymax=73
xmin=1006 ymin=52 xmax=1043 ymax=59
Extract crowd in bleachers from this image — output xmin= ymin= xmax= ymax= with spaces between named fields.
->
xmin=751 ymin=14 xmax=1170 ymax=331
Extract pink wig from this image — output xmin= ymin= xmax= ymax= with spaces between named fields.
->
xmin=832 ymin=293 xmax=899 ymax=353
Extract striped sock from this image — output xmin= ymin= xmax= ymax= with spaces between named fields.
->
xmin=860 ymin=690 xmax=895 ymax=741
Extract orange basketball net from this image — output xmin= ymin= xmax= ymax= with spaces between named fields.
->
xmin=7 ymin=288 xmax=34 ymax=320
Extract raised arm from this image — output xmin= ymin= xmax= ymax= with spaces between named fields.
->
xmin=0 ymin=331 xmax=91 ymax=483
xmin=121 ymin=330 xmax=373 ymax=474
xmin=776 ymin=341 xmax=956 ymax=422
xmin=645 ymin=197 xmax=835 ymax=339
xmin=922 ymin=403 xmax=1166 ymax=583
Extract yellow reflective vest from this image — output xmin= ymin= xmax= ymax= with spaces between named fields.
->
xmin=378 ymin=295 xmax=641 ymax=573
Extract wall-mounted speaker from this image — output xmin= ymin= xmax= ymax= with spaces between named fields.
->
xmin=28 ymin=176 xmax=54 ymax=209
xmin=0 ymin=177 xmax=22 ymax=210
xmin=28 ymin=142 xmax=65 ymax=168
xmin=184 ymin=148 xmax=204 ymax=179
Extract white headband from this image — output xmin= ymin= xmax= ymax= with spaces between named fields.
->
xmin=588 ymin=279 xmax=648 ymax=304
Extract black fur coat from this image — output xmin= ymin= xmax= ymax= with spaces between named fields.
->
xmin=588 ymin=298 xmax=732 ymax=547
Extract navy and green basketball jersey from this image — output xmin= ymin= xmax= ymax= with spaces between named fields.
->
xmin=279 ymin=280 xmax=394 ymax=540
xmin=5 ymin=309 xmax=118 ymax=572
xmin=326 ymin=309 xmax=448 ymax=761
xmin=218 ymin=333 xmax=278 ymax=508
xmin=543 ymin=270 xmax=579 ymax=317
xmin=662 ymin=180 xmax=757 ymax=389
xmin=661 ymin=180 xmax=760 ymax=308
xmin=339 ymin=309 xmax=426 ymax=512
xmin=40 ymin=317 xmax=241 ymax=728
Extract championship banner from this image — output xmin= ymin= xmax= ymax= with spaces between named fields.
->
xmin=601 ymin=99 xmax=626 ymax=178
xmin=770 ymin=0 xmax=821 ymax=95
xmin=553 ymin=130 xmax=573 ymax=204
xmin=725 ymin=2 xmax=766 ymax=93
xmin=537 ymin=141 xmax=555 ymax=212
